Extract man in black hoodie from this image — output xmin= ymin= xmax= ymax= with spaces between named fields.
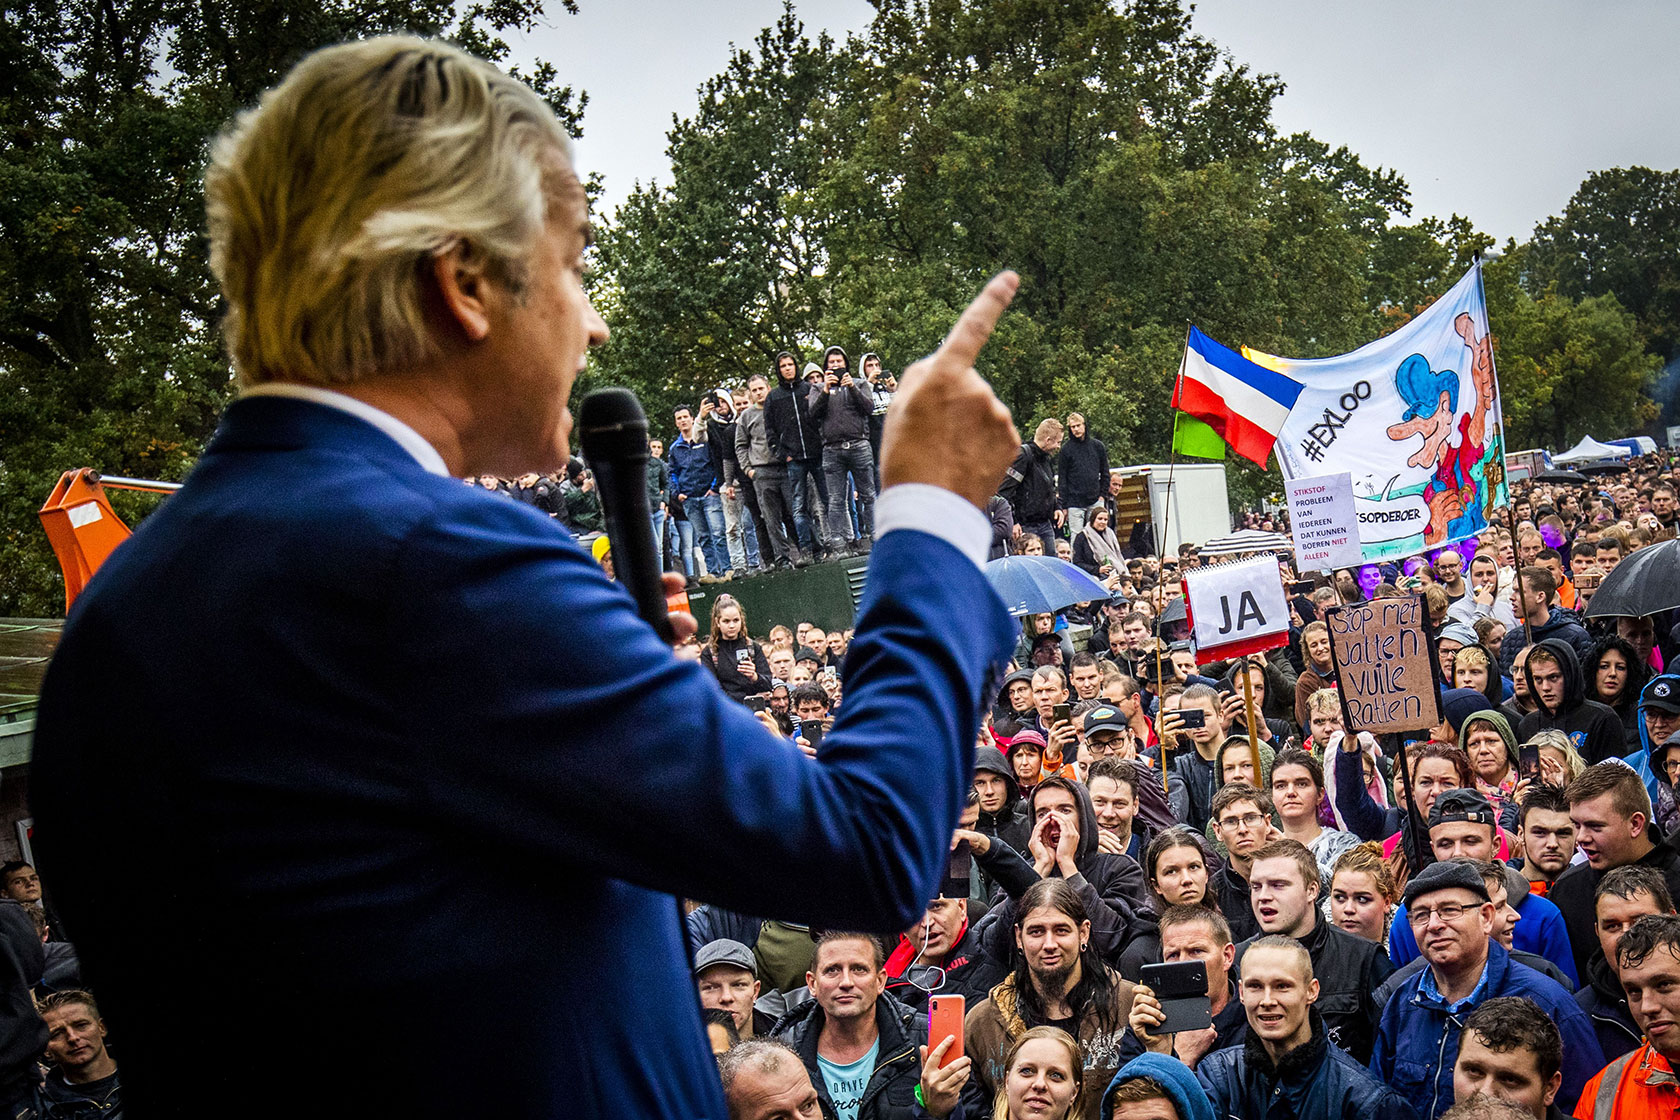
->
xmin=812 ymin=345 xmax=876 ymax=556
xmin=762 ymin=351 xmax=827 ymax=559
xmin=974 ymin=746 xmax=1030 ymax=858
xmin=999 ymin=419 xmax=1063 ymax=554
xmin=1057 ymin=413 xmax=1110 ymax=537
xmin=974 ymin=776 xmax=1157 ymax=966
xmin=1518 ymin=639 xmax=1627 ymax=765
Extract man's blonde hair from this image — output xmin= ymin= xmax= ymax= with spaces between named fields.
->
xmin=206 ymin=36 xmax=576 ymax=387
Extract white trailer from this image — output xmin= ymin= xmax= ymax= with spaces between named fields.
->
xmin=1111 ymin=463 xmax=1232 ymax=556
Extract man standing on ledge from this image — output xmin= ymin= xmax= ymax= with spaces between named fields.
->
xmin=30 ymin=36 xmax=1022 ymax=1120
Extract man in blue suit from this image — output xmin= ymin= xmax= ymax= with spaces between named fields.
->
xmin=30 ymin=36 xmax=1023 ymax=1120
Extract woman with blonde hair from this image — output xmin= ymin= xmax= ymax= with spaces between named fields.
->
xmin=1327 ymin=842 xmax=1397 ymax=945
xmin=989 ymin=1026 xmax=1083 ymax=1120
xmin=1525 ymin=729 xmax=1585 ymax=789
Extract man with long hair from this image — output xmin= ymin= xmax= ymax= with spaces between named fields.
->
xmin=964 ymin=879 xmax=1137 ymax=1120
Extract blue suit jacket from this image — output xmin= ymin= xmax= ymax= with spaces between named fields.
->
xmin=31 ymin=397 xmax=1014 ymax=1118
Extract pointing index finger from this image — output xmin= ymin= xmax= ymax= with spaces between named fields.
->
xmin=937 ymin=271 xmax=1020 ymax=370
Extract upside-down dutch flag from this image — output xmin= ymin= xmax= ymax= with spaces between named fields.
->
xmin=1172 ymin=327 xmax=1306 ymax=468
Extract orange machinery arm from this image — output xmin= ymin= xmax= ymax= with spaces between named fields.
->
xmin=39 ymin=470 xmax=182 ymax=614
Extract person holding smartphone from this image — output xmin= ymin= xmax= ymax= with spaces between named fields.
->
xmin=702 ymin=595 xmax=773 ymax=703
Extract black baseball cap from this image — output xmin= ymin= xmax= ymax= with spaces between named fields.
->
xmin=1428 ymin=788 xmax=1496 ymax=829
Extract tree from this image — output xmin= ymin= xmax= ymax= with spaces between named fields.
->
xmin=583 ymin=8 xmax=844 ymax=424
xmin=599 ymin=0 xmax=1414 ymax=480
xmin=1482 ymin=246 xmax=1660 ymax=450
xmin=0 ymin=0 xmax=582 ymax=617
xmin=1528 ymin=167 xmax=1680 ymax=361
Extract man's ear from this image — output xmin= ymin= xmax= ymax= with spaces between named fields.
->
xmin=429 ymin=243 xmax=493 ymax=343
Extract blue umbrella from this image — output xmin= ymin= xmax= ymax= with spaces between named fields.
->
xmin=984 ymin=555 xmax=1111 ymax=618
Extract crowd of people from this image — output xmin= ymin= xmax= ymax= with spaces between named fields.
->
xmin=19 ymin=367 xmax=1680 ymax=1120
xmin=669 ymin=446 xmax=1680 ymax=1120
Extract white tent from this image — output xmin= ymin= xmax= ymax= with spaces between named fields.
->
xmin=1554 ymin=436 xmax=1631 ymax=465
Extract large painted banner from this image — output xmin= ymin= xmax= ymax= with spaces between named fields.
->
xmin=1252 ymin=264 xmax=1508 ymax=562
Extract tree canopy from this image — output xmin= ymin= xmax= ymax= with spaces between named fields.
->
xmin=0 ymin=0 xmax=1669 ymax=616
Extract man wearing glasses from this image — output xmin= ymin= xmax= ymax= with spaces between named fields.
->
xmin=1368 ymin=860 xmax=1602 ymax=1120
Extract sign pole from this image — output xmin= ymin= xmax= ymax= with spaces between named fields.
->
xmin=1240 ymin=661 xmax=1262 ymax=779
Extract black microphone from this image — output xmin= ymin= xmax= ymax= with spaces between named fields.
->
xmin=577 ymin=388 xmax=673 ymax=642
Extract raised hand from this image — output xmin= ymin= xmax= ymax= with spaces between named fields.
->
xmin=880 ymin=273 xmax=1021 ymax=509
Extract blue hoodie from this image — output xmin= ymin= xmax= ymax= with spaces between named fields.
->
xmin=1101 ymin=1052 xmax=1214 ymax=1120
xmin=1624 ymin=673 xmax=1680 ymax=822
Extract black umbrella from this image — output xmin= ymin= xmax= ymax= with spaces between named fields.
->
xmin=1584 ymin=539 xmax=1680 ymax=619
xmin=1578 ymin=459 xmax=1629 ymax=476
xmin=1535 ymin=468 xmax=1587 ymax=483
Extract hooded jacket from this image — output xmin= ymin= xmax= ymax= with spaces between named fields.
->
xmin=974 ymin=779 xmax=1157 ymax=967
xmin=991 ymin=669 xmax=1038 ymax=733
xmin=1586 ymin=634 xmax=1652 ymax=748
xmin=809 ymin=349 xmax=873 ymax=446
xmin=1369 ymin=940 xmax=1602 ymax=1120
xmin=666 ymin=431 xmax=717 ymax=508
xmin=964 ymin=967 xmax=1137 ymax=1120
xmin=974 ymin=746 xmax=1030 ymax=856
xmin=1233 ymin=916 xmax=1392 ymax=1065
xmin=772 ymin=988 xmax=925 ymax=1120
xmin=764 ymin=357 xmax=824 ymax=462
xmin=1197 ymin=1009 xmax=1417 ymax=1120
xmin=1102 ymin=1052 xmax=1214 ymax=1120
xmin=1577 ymin=948 xmax=1643 ymax=1062
xmin=1498 ymin=606 xmax=1595 ymax=674
xmin=1625 ymin=673 xmax=1680 ymax=836
xmin=1057 ymin=430 xmax=1111 ymax=510
xmin=999 ymin=441 xmax=1058 ymax=525
xmin=1517 ymin=638 xmax=1628 ymax=765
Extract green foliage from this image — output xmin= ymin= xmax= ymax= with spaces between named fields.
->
xmin=1483 ymin=246 xmax=1660 ymax=450
xmin=0 ymin=0 xmax=581 ymax=617
xmin=1528 ymin=166 xmax=1680 ymax=361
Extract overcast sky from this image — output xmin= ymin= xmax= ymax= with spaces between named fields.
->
xmin=507 ymin=0 xmax=1680 ymax=244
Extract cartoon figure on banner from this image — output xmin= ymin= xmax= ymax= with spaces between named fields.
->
xmin=1382 ymin=313 xmax=1499 ymax=545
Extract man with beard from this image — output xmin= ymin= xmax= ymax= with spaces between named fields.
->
xmin=963 ymin=879 xmax=1138 ymax=1120
xmin=973 ymin=777 xmax=1157 ymax=965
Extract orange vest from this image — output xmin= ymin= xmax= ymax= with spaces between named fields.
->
xmin=1575 ymin=1042 xmax=1680 ymax=1119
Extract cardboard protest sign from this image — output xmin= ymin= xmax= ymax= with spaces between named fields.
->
xmin=1285 ymin=472 xmax=1363 ymax=571
xmin=1325 ymin=594 xmax=1442 ymax=734
xmin=1182 ymin=555 xmax=1289 ymax=665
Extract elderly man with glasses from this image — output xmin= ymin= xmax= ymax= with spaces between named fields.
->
xmin=1368 ymin=860 xmax=1601 ymax=1120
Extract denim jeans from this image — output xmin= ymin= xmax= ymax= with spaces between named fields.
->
xmin=650 ymin=507 xmax=668 ymax=571
xmin=692 ymin=491 xmax=730 ymax=576
xmin=674 ymin=515 xmax=697 ymax=578
xmin=722 ymin=486 xmax=762 ymax=570
xmin=822 ymin=440 xmax=874 ymax=549
xmin=750 ymin=466 xmax=800 ymax=562
xmin=1022 ymin=520 xmax=1057 ymax=556
xmin=787 ymin=457 xmax=827 ymax=555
